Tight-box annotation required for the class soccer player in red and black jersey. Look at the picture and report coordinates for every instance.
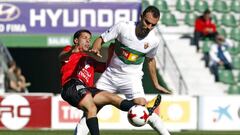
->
[60,29,102,135]
[60,29,135,135]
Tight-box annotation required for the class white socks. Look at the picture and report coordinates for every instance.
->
[74,113,170,135]
[148,113,171,135]
[74,116,89,135]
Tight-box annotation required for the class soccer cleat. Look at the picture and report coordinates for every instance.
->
[146,94,162,115]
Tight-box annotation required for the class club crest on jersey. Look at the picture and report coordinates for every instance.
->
[144,43,149,49]
[84,64,90,69]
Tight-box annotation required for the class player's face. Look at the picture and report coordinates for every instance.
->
[216,36,225,45]
[78,32,91,51]
[138,12,159,38]
[204,13,211,20]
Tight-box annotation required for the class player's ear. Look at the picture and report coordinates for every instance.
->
[74,38,78,44]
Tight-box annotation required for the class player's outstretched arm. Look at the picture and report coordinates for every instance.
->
[89,37,104,58]
[146,57,171,94]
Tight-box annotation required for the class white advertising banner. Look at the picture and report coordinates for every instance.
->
[52,95,84,129]
[159,95,197,131]
[52,95,197,131]
[199,96,240,130]
[51,95,151,130]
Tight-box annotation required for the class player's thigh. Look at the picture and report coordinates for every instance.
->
[94,91,123,107]
[61,80,90,108]
[79,93,97,112]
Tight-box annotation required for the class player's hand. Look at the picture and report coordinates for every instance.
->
[156,85,172,94]
[89,48,102,58]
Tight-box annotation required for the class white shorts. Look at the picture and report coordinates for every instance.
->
[96,70,145,100]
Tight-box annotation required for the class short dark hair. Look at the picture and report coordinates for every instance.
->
[142,6,160,18]
[73,29,91,40]
[203,9,211,15]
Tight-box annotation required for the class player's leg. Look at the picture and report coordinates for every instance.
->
[145,95,171,135]
[78,93,99,135]
[93,90,135,111]
[74,72,118,135]
[74,89,135,135]
[128,78,171,135]
[132,97,170,135]
[74,116,89,135]
[61,79,100,135]
[131,97,170,135]
[148,113,171,135]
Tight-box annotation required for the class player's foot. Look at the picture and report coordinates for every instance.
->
[146,94,162,115]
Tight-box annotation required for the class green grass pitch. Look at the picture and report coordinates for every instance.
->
[0,130,240,135]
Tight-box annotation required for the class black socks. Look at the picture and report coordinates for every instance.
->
[119,99,135,111]
[86,117,99,135]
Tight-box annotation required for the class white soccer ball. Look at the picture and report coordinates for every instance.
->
[127,105,149,127]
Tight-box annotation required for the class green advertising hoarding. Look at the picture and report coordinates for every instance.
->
[0,34,112,48]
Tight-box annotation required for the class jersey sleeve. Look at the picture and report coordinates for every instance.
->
[63,45,72,52]
[146,43,159,58]
[101,21,123,42]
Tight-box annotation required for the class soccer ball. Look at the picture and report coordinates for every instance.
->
[127,105,149,127]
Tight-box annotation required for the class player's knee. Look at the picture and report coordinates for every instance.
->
[86,104,97,117]
[82,96,98,117]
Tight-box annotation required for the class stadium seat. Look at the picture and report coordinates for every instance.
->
[161,12,178,26]
[216,27,227,37]
[142,0,150,11]
[230,0,240,13]
[238,72,240,82]
[230,28,240,41]
[154,0,169,13]
[221,14,238,27]
[212,0,229,13]
[235,42,240,52]
[229,44,240,56]
[232,55,240,69]
[184,13,196,26]
[227,84,240,94]
[194,0,208,13]
[211,14,221,27]
[218,69,235,84]
[176,0,192,13]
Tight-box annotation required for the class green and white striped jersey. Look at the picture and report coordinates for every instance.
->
[101,21,160,75]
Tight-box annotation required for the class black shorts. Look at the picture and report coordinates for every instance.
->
[61,78,101,108]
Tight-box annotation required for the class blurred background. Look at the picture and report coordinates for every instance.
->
[0,0,240,134]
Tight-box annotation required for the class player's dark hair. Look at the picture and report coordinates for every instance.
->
[203,9,211,15]
[142,6,160,18]
[73,29,91,40]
